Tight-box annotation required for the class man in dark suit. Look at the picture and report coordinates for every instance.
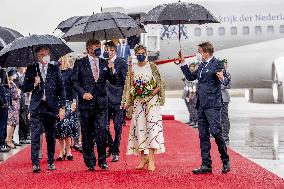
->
[117,39,131,63]
[72,39,117,171]
[22,46,66,173]
[105,42,128,162]
[176,42,230,174]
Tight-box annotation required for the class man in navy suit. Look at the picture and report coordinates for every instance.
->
[72,39,117,171]
[176,42,230,174]
[117,39,131,63]
[22,46,66,173]
[104,41,128,162]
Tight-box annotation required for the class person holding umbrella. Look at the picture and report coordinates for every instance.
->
[22,46,66,173]
[176,42,231,174]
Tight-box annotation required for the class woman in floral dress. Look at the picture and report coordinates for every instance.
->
[6,69,20,149]
[122,44,165,172]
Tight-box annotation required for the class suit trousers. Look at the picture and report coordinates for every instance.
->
[221,102,230,143]
[30,101,57,166]
[80,107,108,167]
[107,103,124,155]
[19,105,30,141]
[0,106,8,146]
[198,107,229,166]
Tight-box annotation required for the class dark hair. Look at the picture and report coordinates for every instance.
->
[198,42,214,55]
[86,39,101,49]
[35,45,49,54]
[105,41,117,51]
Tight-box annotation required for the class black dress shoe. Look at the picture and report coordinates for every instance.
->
[111,155,119,162]
[67,155,73,161]
[0,145,10,152]
[88,166,95,171]
[33,165,41,173]
[48,163,56,171]
[56,157,63,161]
[192,165,212,174]
[222,161,230,173]
[99,163,108,170]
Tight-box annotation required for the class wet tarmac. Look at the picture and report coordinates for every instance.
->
[162,95,284,178]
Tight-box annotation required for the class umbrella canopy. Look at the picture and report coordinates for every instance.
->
[0,26,23,50]
[0,34,72,67]
[141,1,219,25]
[62,12,145,42]
[56,16,88,33]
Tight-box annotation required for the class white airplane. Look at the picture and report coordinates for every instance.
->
[69,0,284,103]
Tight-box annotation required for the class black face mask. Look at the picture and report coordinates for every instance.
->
[94,48,101,57]
[103,51,109,59]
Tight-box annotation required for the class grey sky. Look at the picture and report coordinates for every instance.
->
[0,0,184,36]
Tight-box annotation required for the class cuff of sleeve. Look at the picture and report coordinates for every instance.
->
[179,60,189,67]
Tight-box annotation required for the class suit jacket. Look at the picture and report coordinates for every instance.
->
[180,57,230,109]
[72,56,116,111]
[117,44,131,60]
[221,71,231,103]
[22,63,66,113]
[106,57,128,105]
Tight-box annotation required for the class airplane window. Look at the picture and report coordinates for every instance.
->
[255,26,262,35]
[280,25,284,33]
[194,28,201,36]
[231,27,237,35]
[218,27,225,36]
[267,25,274,34]
[243,26,249,35]
[206,27,213,36]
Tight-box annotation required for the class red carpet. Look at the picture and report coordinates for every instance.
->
[0,120,284,189]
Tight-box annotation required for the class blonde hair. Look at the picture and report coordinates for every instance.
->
[60,55,71,70]
[134,44,147,54]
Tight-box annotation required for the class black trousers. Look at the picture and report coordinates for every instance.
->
[221,102,230,143]
[0,106,8,146]
[30,101,57,166]
[80,108,108,168]
[19,105,30,141]
[198,107,229,166]
[107,103,124,155]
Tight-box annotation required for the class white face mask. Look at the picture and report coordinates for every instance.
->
[196,53,203,62]
[42,55,51,64]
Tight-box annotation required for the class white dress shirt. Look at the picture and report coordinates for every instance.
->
[38,62,48,100]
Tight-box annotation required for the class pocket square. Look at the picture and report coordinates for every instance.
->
[103,67,108,71]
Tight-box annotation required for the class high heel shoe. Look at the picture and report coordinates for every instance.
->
[147,155,156,172]
[66,155,73,161]
[56,156,63,161]
[6,142,16,149]
[135,156,149,170]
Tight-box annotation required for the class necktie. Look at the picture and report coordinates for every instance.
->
[41,64,47,100]
[93,60,99,81]
[41,64,46,82]
[122,45,125,58]
[199,62,208,79]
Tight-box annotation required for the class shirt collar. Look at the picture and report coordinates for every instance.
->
[88,54,99,63]
[204,56,213,63]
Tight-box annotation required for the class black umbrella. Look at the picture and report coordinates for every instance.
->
[141,1,219,48]
[0,34,72,67]
[62,12,145,42]
[0,26,23,50]
[55,16,88,33]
